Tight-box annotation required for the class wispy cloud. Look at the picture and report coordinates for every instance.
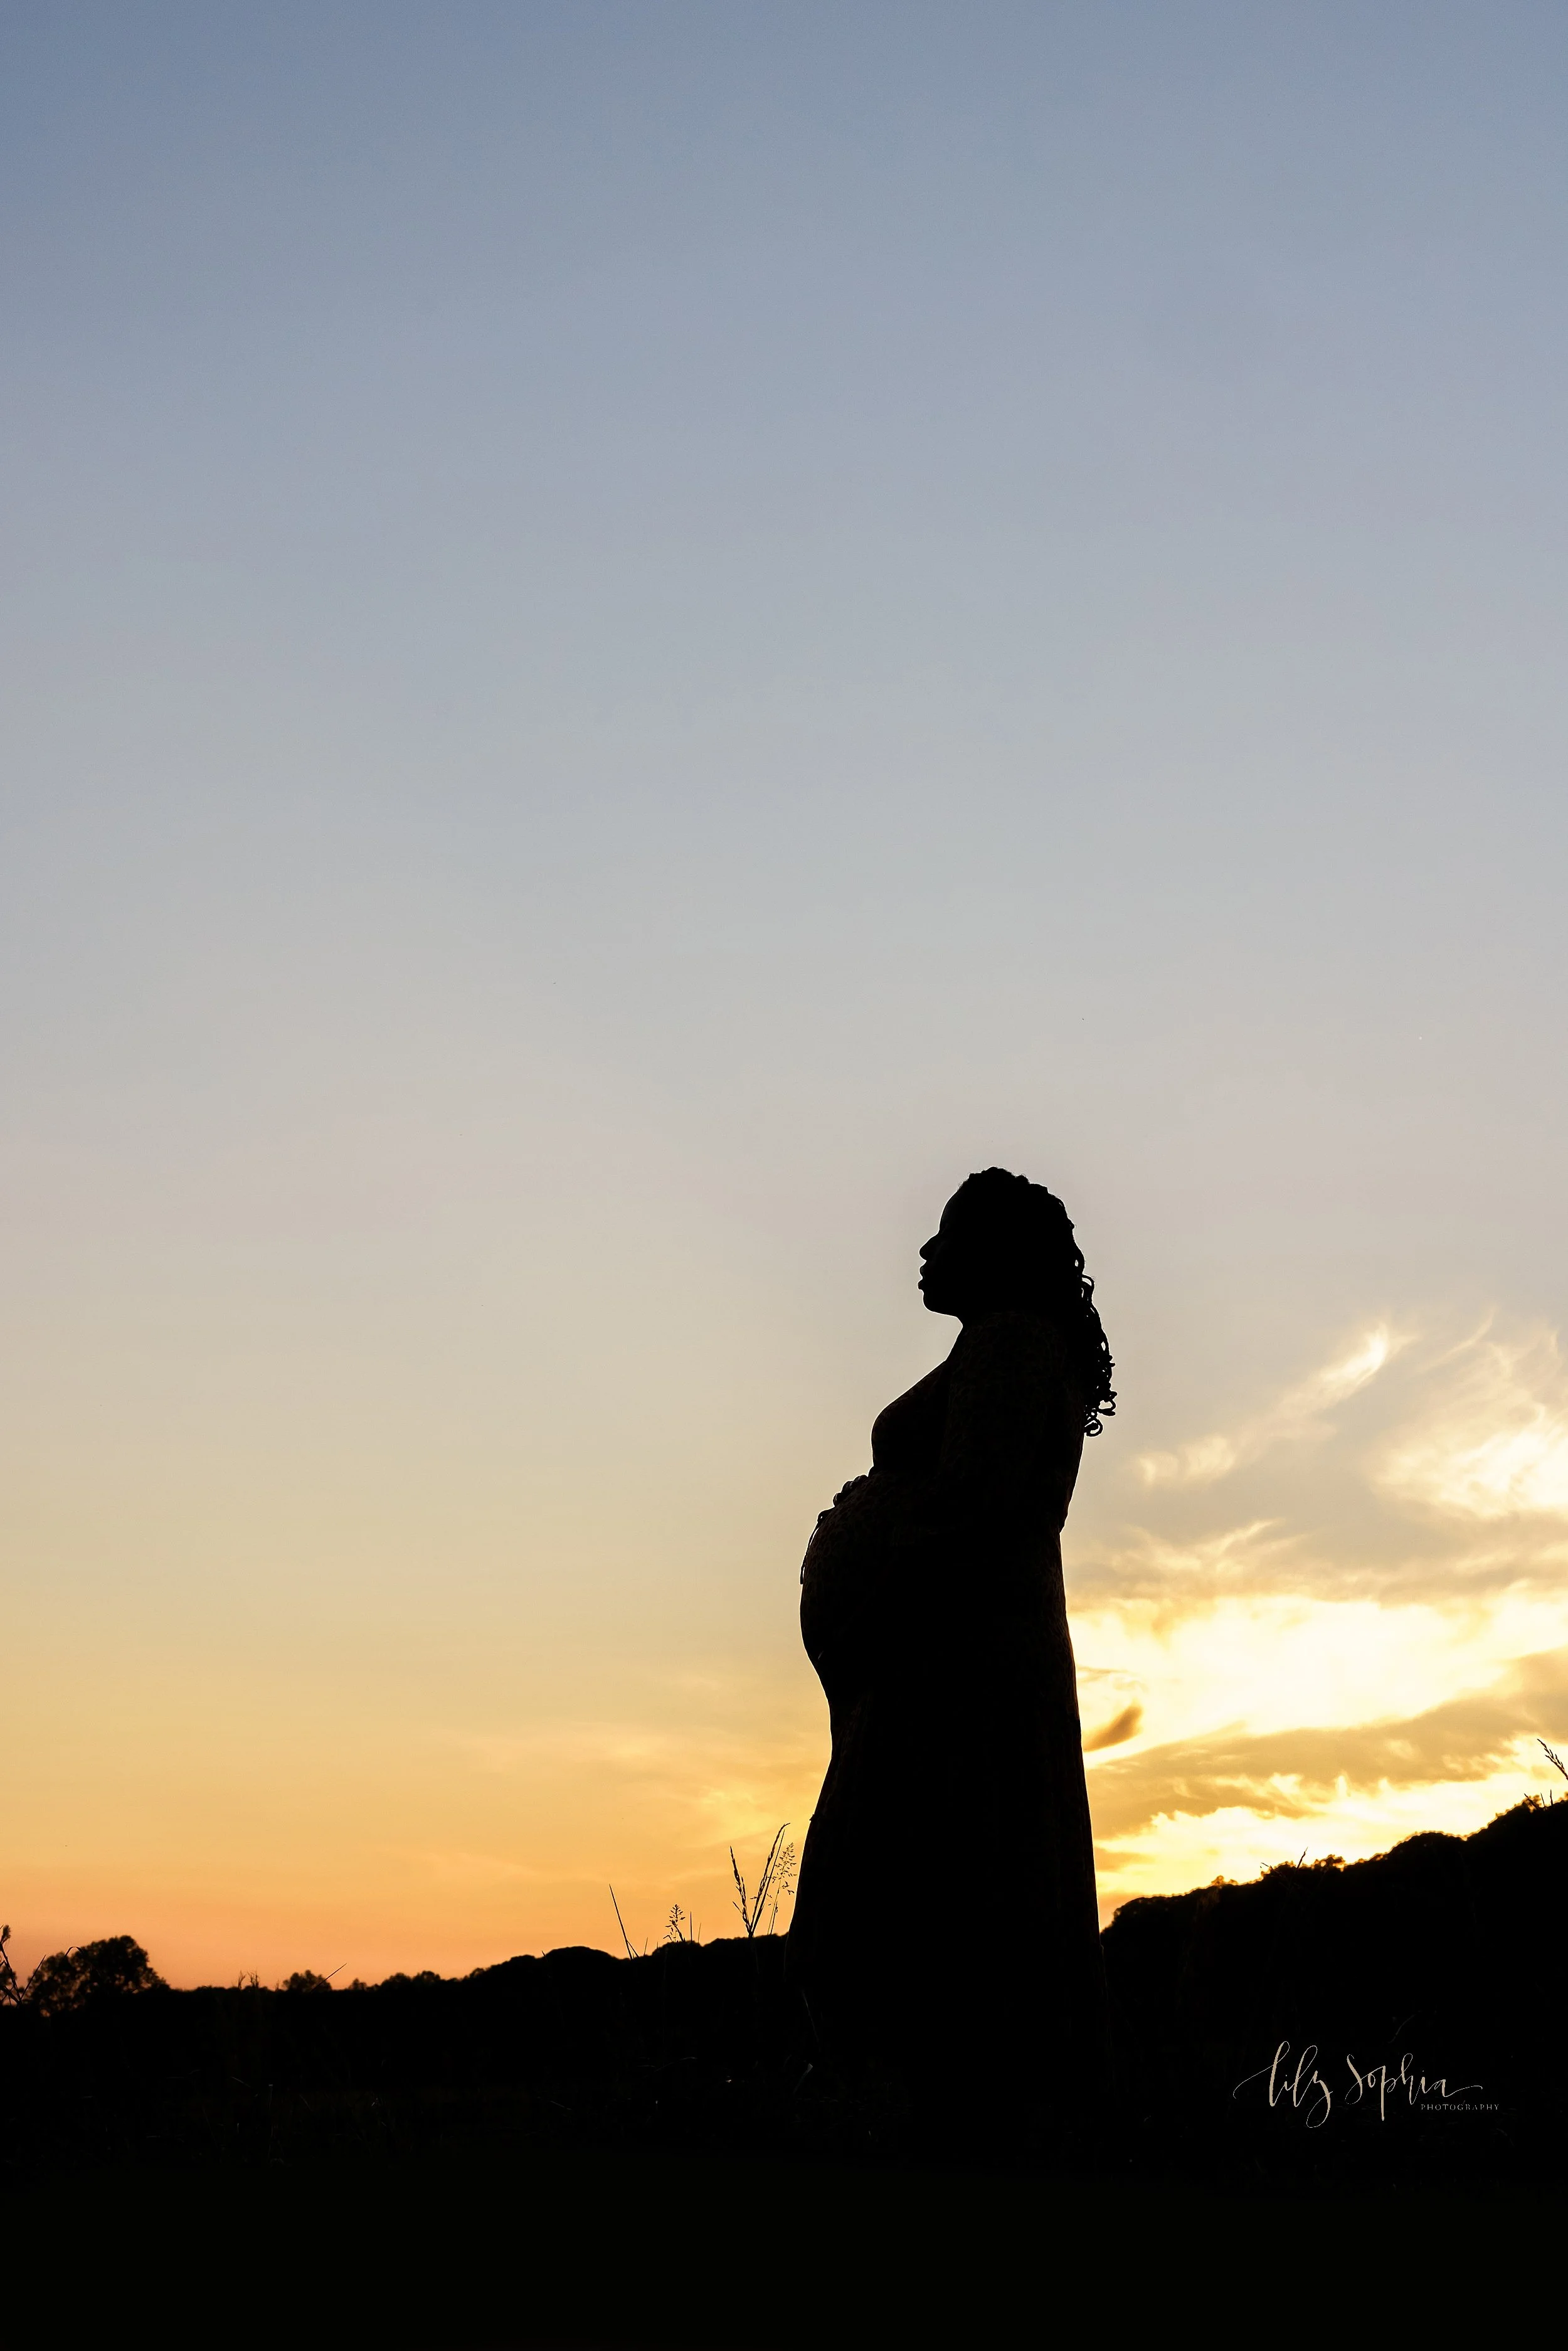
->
[1135,1325,1402,1489]
[1087,1317,1568,1613]
[1377,1327,1568,1520]
[1073,1519,1301,1608]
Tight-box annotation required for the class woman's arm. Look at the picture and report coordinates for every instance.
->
[934,1310,1083,1534]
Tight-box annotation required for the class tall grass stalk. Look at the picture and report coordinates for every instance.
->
[729,1825,797,1938]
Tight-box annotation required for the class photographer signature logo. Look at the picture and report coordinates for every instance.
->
[1233,2041,1493,2130]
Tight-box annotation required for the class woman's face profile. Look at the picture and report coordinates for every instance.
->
[918,1195,988,1317]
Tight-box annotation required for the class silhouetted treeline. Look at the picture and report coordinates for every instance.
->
[2,1798,1562,2182]
[1103,1793,1566,2181]
[0,1930,808,2173]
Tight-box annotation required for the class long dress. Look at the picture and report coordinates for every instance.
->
[790,1307,1106,2113]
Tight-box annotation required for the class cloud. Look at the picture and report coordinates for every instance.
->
[1071,1519,1304,1608]
[1083,1701,1143,1751]
[1081,1315,1568,1608]
[1135,1325,1401,1490]
[1084,1647,1568,1840]
[1377,1327,1568,1521]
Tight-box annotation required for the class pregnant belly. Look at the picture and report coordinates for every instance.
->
[799,1474,896,1666]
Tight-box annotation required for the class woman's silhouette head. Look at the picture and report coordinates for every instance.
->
[918,1167,1116,1434]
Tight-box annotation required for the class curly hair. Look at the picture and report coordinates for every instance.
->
[948,1167,1117,1436]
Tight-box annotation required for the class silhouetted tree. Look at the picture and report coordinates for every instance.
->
[25,1936,166,2016]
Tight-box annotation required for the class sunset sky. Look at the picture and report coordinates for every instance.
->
[4,3,1567,1985]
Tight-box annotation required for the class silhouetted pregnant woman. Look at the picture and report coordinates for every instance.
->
[790,1169,1115,2125]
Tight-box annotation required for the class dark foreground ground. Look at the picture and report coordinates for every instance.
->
[4,1798,1564,2343]
[7,2147,1562,2347]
